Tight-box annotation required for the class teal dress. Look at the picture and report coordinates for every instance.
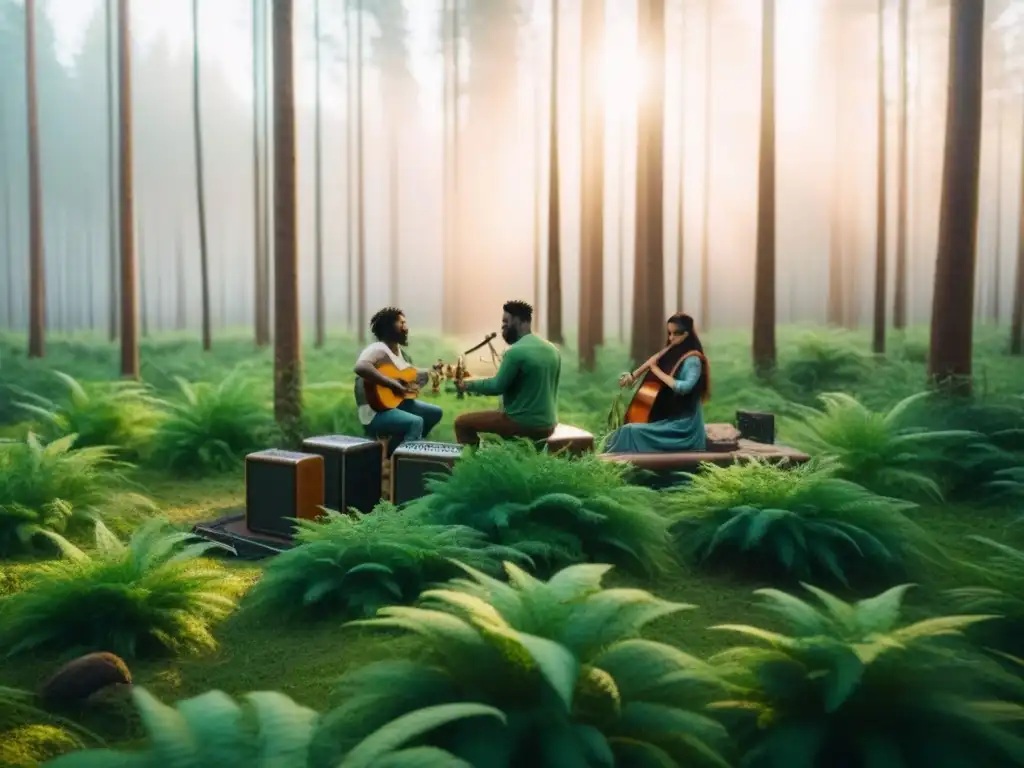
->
[604,355,707,454]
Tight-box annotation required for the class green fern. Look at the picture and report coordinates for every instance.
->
[13,371,162,459]
[0,433,152,556]
[778,332,872,400]
[244,504,531,622]
[313,560,732,767]
[147,374,278,475]
[410,440,674,576]
[666,458,936,589]
[710,584,1024,767]
[784,391,978,500]
[43,686,318,767]
[0,519,241,659]
[947,536,1024,661]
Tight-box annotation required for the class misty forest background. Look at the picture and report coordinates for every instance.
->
[0,0,1022,397]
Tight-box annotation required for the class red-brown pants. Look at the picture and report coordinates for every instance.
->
[453,410,555,446]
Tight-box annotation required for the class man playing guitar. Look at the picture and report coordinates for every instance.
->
[353,307,442,453]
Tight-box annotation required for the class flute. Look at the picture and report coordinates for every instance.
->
[622,342,673,384]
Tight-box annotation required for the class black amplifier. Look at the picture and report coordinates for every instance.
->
[245,449,325,538]
[301,435,383,514]
[390,441,463,505]
[736,410,775,445]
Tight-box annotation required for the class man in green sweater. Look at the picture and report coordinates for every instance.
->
[454,300,561,445]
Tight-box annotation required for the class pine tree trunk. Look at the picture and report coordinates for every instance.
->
[1010,95,1024,355]
[893,0,909,330]
[387,97,400,307]
[991,89,1003,325]
[117,0,138,378]
[252,0,269,346]
[927,0,984,390]
[106,0,119,343]
[345,0,355,331]
[441,0,455,333]
[193,0,212,351]
[271,0,302,435]
[314,0,325,347]
[752,0,776,376]
[828,15,844,327]
[546,0,563,345]
[699,0,712,331]
[175,227,187,330]
[355,0,366,343]
[871,0,887,353]
[25,0,46,358]
[631,0,666,364]
[578,0,604,370]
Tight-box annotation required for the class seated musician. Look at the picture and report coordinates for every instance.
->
[603,313,710,454]
[453,300,561,446]
[353,307,442,452]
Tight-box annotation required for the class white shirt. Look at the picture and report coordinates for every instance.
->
[354,342,412,425]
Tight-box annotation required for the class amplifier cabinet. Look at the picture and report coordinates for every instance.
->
[301,435,383,514]
[390,441,463,506]
[736,410,776,445]
[245,449,325,538]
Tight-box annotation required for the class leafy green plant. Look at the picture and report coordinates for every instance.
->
[778,332,872,400]
[947,536,1024,661]
[43,686,318,768]
[0,681,99,766]
[0,519,241,659]
[666,458,935,588]
[13,371,162,458]
[784,391,978,500]
[709,583,1024,767]
[409,440,674,576]
[147,374,278,475]
[245,504,530,622]
[0,433,151,557]
[313,560,732,767]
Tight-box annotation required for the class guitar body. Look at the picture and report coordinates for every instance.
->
[364,363,420,412]
[623,381,662,425]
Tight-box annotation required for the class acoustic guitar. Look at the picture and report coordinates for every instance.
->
[364,363,421,412]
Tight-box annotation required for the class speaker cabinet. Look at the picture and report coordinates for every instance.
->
[245,449,325,538]
[736,411,775,445]
[301,435,383,514]
[390,441,463,505]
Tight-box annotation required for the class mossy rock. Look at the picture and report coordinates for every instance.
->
[0,723,84,766]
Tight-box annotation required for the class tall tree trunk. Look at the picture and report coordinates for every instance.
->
[675,4,685,312]
[193,0,212,351]
[271,0,302,435]
[3,182,12,329]
[355,0,366,343]
[578,0,604,369]
[532,26,543,327]
[345,0,354,330]
[699,0,712,331]
[387,90,400,306]
[441,0,454,332]
[546,0,563,345]
[928,0,984,390]
[991,89,1003,325]
[631,0,666,363]
[24,0,45,358]
[872,0,887,353]
[117,0,138,378]
[86,229,96,331]
[252,0,269,346]
[139,223,148,338]
[752,0,776,375]
[314,0,325,346]
[106,0,119,343]
[175,225,187,330]
[1010,93,1024,355]
[828,15,844,327]
[893,0,909,330]
[618,108,626,341]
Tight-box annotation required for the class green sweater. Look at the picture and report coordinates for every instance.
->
[464,333,561,428]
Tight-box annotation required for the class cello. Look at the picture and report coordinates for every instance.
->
[619,343,696,425]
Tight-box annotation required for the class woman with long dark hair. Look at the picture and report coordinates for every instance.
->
[603,313,711,453]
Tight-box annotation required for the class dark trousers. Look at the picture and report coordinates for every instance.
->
[453,410,554,446]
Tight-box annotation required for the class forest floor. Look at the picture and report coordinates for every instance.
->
[0,323,1021,763]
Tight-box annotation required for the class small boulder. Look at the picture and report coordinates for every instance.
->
[38,652,132,710]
